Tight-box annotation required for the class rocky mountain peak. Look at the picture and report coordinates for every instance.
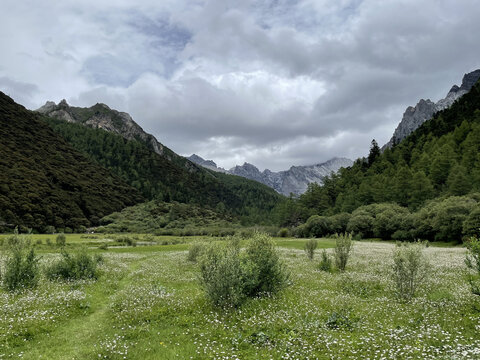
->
[460,69,480,91]
[384,69,480,149]
[189,155,353,195]
[36,100,165,156]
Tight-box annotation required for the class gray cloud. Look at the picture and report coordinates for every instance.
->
[1,0,480,171]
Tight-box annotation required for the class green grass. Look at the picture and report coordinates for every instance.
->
[1,235,478,359]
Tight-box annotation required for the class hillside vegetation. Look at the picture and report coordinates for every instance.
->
[0,92,142,233]
[45,117,281,223]
[277,80,480,241]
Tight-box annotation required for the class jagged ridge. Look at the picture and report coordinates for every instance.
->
[188,155,353,196]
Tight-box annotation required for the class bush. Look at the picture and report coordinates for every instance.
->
[187,242,206,263]
[244,232,289,296]
[392,242,428,301]
[199,240,246,308]
[334,233,353,271]
[2,230,39,291]
[56,233,66,247]
[277,228,289,238]
[305,215,332,238]
[304,239,318,260]
[45,249,100,281]
[465,236,480,296]
[318,250,333,272]
[199,233,288,307]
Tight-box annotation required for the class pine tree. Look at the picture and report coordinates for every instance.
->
[368,139,381,166]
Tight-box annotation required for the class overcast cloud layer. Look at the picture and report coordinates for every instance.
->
[1,0,480,171]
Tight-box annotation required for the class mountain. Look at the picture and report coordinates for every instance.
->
[188,155,353,196]
[286,75,480,232]
[383,69,480,149]
[188,154,228,173]
[0,92,142,232]
[37,103,281,223]
[37,100,167,156]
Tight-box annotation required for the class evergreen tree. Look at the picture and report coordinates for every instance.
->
[368,139,381,166]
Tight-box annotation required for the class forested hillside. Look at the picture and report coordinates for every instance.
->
[0,92,142,232]
[276,80,480,241]
[44,117,281,223]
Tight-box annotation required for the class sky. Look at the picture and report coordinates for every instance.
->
[1,0,480,171]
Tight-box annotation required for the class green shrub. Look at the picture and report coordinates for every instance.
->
[334,233,353,271]
[244,232,289,296]
[465,236,480,296]
[56,233,66,247]
[199,240,246,308]
[2,230,39,291]
[187,242,206,263]
[304,238,318,260]
[98,243,108,250]
[392,242,428,301]
[305,215,331,237]
[277,228,289,238]
[199,233,288,308]
[35,239,43,245]
[318,250,333,272]
[46,238,52,246]
[45,249,99,281]
[463,207,480,237]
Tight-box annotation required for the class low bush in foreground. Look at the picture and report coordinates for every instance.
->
[1,230,39,291]
[392,242,428,301]
[45,249,100,281]
[318,249,333,272]
[199,232,288,308]
[304,238,318,260]
[334,233,353,271]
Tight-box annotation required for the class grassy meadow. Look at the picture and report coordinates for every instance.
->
[0,234,479,359]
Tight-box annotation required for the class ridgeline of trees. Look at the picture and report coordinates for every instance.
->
[276,80,480,242]
[0,92,143,233]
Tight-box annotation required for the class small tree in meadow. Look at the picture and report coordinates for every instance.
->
[392,242,428,301]
[334,233,353,271]
[56,233,66,247]
[304,239,318,260]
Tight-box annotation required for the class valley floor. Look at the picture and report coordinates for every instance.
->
[1,237,479,359]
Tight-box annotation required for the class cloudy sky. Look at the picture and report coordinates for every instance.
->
[1,0,480,171]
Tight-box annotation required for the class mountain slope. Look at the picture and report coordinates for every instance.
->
[293,76,480,219]
[384,69,480,149]
[0,92,142,232]
[188,155,353,196]
[42,113,281,223]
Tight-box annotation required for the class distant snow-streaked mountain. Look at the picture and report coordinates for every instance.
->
[188,155,353,195]
[384,69,480,149]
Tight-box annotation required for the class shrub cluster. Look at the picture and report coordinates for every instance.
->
[45,249,100,281]
[1,230,39,291]
[199,233,289,308]
[294,195,480,242]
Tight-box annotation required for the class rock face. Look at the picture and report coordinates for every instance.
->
[37,100,165,156]
[187,154,228,173]
[189,155,353,196]
[384,69,480,149]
